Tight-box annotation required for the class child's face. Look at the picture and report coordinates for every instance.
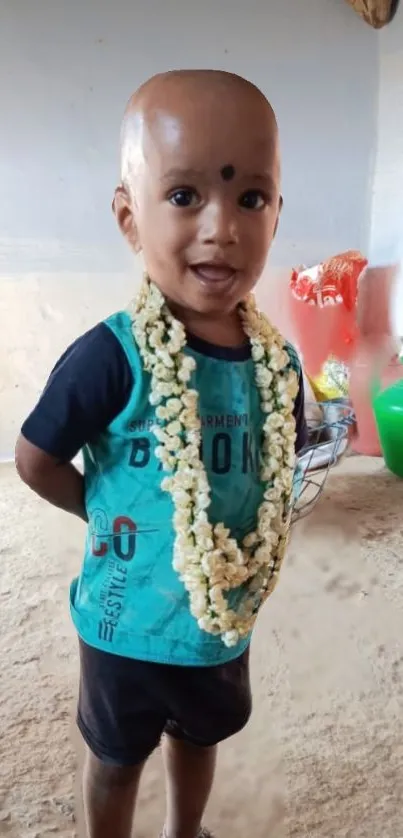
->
[116,73,281,317]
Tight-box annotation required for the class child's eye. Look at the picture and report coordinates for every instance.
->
[169,188,200,208]
[239,190,267,211]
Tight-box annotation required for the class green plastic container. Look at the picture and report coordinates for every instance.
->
[373,379,403,478]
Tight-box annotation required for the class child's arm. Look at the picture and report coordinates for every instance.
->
[15,435,87,521]
[15,322,134,519]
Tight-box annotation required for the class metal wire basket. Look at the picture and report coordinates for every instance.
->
[291,400,355,523]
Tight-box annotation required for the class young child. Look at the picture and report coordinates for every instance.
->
[16,70,307,838]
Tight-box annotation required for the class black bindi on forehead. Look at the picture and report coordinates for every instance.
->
[220,164,235,181]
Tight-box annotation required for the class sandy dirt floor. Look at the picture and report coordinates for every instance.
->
[1,456,403,838]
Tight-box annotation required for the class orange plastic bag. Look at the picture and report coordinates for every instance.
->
[289,250,367,377]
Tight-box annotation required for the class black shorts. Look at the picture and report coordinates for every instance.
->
[77,639,252,766]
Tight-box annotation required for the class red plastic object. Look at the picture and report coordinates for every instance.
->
[289,251,367,376]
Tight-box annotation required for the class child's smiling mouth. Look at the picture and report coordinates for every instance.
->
[189,262,237,290]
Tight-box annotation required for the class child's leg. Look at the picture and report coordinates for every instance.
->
[76,640,167,837]
[82,747,144,838]
[162,736,217,838]
[161,647,252,838]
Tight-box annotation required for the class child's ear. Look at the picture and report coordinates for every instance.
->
[112,185,141,253]
[273,194,283,239]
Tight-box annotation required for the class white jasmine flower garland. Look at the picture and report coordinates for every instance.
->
[130,277,298,647]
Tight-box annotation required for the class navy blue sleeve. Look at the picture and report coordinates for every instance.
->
[21,323,134,461]
[293,368,308,453]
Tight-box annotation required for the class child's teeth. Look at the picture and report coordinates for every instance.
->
[194,265,233,281]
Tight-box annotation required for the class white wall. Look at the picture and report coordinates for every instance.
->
[369,2,403,334]
[0,0,378,459]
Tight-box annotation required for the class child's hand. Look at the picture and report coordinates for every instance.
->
[15,435,87,522]
[357,263,399,340]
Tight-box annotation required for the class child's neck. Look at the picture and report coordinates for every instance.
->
[173,306,247,348]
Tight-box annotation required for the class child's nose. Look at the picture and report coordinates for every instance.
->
[199,200,238,246]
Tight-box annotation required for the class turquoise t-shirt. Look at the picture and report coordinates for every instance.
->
[70,310,302,666]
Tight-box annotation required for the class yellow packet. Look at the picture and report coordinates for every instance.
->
[309,358,349,401]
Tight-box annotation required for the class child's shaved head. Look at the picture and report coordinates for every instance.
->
[114,70,282,322]
[119,70,279,189]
